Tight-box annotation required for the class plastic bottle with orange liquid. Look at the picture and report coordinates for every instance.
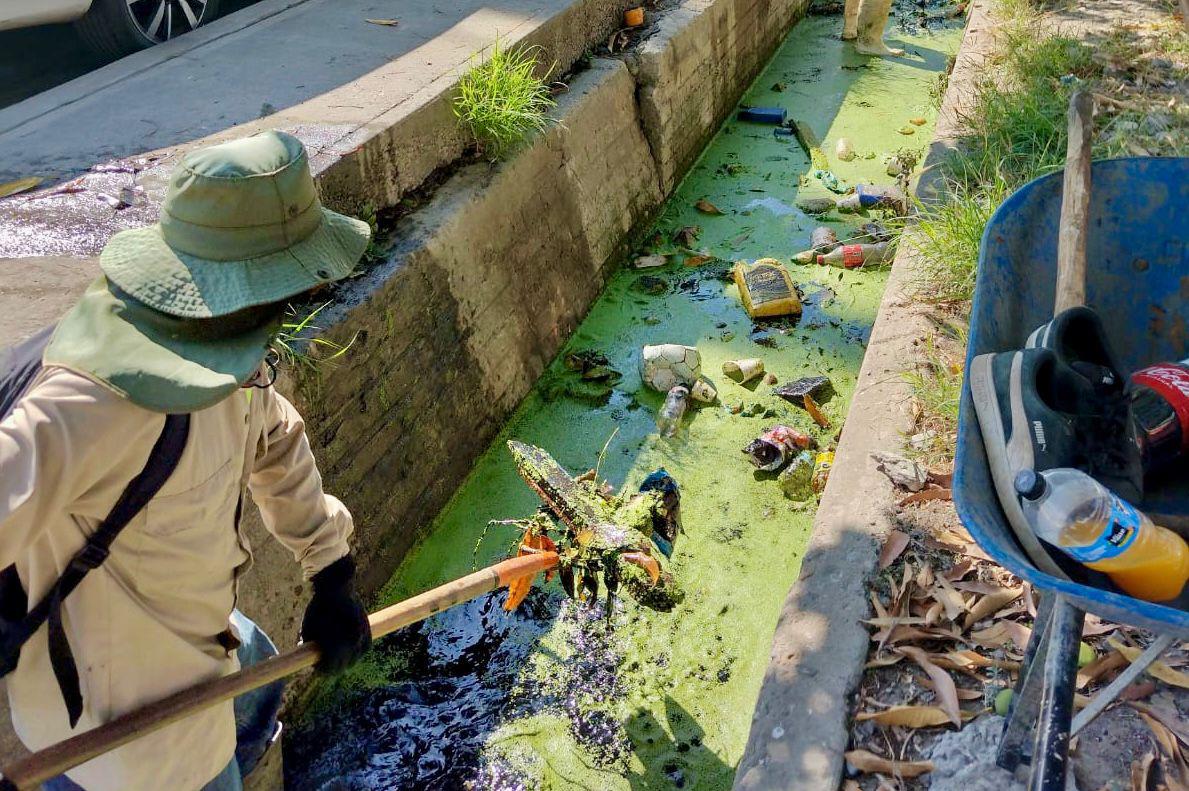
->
[1014,468,1189,602]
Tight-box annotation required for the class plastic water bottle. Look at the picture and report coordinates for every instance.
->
[816,242,891,269]
[1014,468,1189,601]
[656,385,690,437]
[836,184,907,213]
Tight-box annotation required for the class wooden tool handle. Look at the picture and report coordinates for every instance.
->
[1054,91,1094,313]
[0,552,559,790]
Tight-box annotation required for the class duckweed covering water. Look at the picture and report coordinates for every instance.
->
[288,10,961,789]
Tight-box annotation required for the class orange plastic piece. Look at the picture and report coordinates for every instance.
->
[621,551,660,585]
[503,532,559,611]
[624,6,644,26]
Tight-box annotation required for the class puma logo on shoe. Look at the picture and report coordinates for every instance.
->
[1032,420,1048,452]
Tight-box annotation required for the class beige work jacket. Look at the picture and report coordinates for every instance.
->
[0,366,352,790]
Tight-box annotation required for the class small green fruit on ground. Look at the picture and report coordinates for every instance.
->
[1078,642,1096,668]
[994,688,1013,716]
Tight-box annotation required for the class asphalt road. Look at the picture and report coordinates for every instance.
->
[0,0,260,111]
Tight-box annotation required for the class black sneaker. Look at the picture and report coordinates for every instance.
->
[1025,306,1143,503]
[970,348,1082,577]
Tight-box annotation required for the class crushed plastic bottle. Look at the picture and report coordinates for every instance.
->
[742,425,815,471]
[656,385,690,437]
[1015,468,1189,601]
[793,227,840,263]
[835,184,907,213]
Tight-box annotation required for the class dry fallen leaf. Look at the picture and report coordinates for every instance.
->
[971,620,1032,651]
[803,394,830,428]
[844,749,934,778]
[1077,651,1129,689]
[1119,680,1158,702]
[695,198,724,215]
[898,487,953,507]
[856,705,976,728]
[684,254,715,267]
[1109,638,1189,689]
[673,225,701,245]
[0,176,42,199]
[1130,701,1189,747]
[897,646,962,727]
[932,575,967,621]
[365,17,400,25]
[962,586,1022,630]
[879,530,910,569]
[1129,751,1155,791]
[1137,711,1189,788]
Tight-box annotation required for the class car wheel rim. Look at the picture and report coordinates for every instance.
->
[127,0,210,43]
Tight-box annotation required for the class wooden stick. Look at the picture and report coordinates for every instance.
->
[1054,91,1094,313]
[0,552,559,790]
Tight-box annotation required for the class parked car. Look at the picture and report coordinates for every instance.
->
[0,0,221,58]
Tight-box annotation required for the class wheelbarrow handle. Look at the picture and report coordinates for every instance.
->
[0,551,560,791]
[1054,91,1094,313]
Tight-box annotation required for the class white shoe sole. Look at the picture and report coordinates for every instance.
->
[969,352,1068,578]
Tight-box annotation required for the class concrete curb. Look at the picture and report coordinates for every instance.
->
[733,3,995,788]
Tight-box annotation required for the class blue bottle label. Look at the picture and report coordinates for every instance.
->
[1064,494,1141,563]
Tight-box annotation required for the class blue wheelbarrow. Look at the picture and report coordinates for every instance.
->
[954,156,1189,789]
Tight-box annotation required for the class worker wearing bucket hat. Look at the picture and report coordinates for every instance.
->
[0,131,373,791]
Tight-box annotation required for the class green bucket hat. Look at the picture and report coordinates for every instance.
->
[44,131,371,412]
[45,277,284,413]
[99,130,371,319]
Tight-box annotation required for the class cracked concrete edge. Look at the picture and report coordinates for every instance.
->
[733,4,995,789]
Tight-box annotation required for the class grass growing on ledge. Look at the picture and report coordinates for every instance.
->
[453,41,556,160]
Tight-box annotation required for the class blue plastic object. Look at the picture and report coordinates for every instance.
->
[738,106,787,124]
[954,157,1189,636]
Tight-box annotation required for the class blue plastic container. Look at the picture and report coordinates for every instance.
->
[738,106,787,124]
[954,157,1189,635]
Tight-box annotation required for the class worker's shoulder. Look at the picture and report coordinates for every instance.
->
[27,365,157,419]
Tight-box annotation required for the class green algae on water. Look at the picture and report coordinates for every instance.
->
[292,10,963,790]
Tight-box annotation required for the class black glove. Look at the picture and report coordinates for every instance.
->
[301,555,372,674]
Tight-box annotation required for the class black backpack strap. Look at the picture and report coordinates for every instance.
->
[29,413,190,726]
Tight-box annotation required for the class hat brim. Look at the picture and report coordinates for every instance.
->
[45,277,282,413]
[99,208,371,319]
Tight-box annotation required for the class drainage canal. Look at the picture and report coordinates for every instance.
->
[287,7,962,789]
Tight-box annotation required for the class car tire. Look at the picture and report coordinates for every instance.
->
[75,0,223,60]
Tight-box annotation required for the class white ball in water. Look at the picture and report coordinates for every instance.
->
[641,344,702,392]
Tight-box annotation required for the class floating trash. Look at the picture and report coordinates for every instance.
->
[743,425,815,471]
[723,358,765,383]
[641,344,701,391]
[733,259,802,319]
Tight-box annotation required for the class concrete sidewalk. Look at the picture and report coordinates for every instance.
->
[0,0,622,185]
[0,0,625,259]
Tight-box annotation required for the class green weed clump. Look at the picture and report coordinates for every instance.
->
[272,302,357,373]
[454,42,556,160]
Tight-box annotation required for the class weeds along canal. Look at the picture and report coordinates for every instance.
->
[287,6,963,789]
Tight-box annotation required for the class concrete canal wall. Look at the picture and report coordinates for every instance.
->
[238,0,812,657]
[0,0,810,763]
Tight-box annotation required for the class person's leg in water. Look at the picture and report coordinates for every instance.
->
[842,0,860,39]
[43,612,283,791]
[855,0,905,56]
